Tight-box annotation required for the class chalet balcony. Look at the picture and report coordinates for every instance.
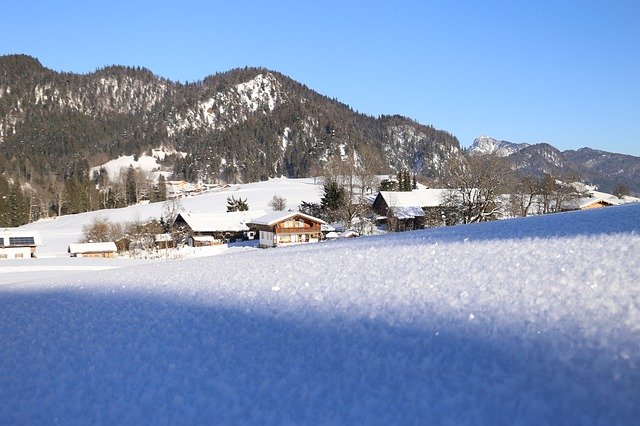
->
[274,225,322,235]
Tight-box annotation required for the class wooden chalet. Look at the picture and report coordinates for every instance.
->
[0,229,42,259]
[248,211,326,248]
[68,242,118,258]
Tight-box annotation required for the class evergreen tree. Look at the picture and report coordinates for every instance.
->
[226,196,249,212]
[320,179,346,222]
[0,175,12,226]
[396,171,404,192]
[7,182,29,226]
[125,165,137,205]
[299,200,323,218]
[154,174,168,202]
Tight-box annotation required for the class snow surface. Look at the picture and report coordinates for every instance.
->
[2,203,640,424]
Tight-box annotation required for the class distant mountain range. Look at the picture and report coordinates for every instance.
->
[1,54,638,194]
[470,136,640,194]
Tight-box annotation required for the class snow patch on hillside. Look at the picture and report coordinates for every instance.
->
[89,148,184,180]
[235,73,280,112]
[281,127,291,151]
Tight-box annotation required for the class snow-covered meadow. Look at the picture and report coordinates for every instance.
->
[16,177,323,258]
[1,194,640,423]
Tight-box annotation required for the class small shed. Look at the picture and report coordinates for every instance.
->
[248,211,326,248]
[154,233,175,249]
[0,229,42,259]
[190,235,219,247]
[68,242,118,258]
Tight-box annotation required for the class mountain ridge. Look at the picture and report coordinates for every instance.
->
[0,54,460,185]
[470,136,640,193]
[1,54,638,196]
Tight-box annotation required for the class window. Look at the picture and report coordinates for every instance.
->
[9,237,35,246]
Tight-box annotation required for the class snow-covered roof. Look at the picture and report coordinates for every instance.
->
[154,234,173,242]
[411,188,450,207]
[175,210,267,233]
[1,229,43,246]
[68,242,117,254]
[378,191,423,208]
[578,197,618,209]
[378,189,449,209]
[391,206,426,219]
[321,223,336,232]
[248,211,326,226]
[192,235,218,242]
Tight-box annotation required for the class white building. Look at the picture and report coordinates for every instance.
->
[0,229,43,259]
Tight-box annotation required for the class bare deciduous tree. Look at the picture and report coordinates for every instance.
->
[81,217,123,243]
[444,153,515,224]
[268,194,287,211]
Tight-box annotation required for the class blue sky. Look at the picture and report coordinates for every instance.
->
[2,0,639,156]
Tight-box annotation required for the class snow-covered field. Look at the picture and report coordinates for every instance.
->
[1,192,640,423]
[17,177,323,258]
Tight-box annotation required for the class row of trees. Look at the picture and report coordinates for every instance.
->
[297,150,625,233]
[443,153,590,224]
[1,165,168,227]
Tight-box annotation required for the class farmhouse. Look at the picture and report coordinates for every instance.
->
[68,242,118,258]
[248,211,326,248]
[372,189,459,230]
[172,210,266,246]
[0,229,42,259]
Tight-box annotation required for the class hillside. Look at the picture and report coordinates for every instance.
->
[1,203,639,423]
[0,54,459,185]
[470,136,640,194]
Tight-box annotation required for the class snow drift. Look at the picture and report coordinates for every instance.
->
[1,204,639,424]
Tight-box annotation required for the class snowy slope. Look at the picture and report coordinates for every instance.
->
[1,204,639,424]
[18,177,323,257]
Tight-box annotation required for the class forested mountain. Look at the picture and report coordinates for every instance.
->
[0,54,459,187]
[470,136,640,194]
[2,54,638,224]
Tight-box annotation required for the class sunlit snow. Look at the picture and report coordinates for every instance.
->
[1,194,639,423]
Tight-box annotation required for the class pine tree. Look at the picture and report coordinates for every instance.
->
[320,179,346,222]
[154,174,168,202]
[125,165,137,205]
[0,175,12,226]
[226,196,249,212]
[7,182,29,226]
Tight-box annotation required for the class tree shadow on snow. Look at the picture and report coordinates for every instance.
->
[0,288,638,425]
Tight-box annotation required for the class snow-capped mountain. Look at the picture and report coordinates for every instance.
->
[469,135,530,156]
[471,136,640,194]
